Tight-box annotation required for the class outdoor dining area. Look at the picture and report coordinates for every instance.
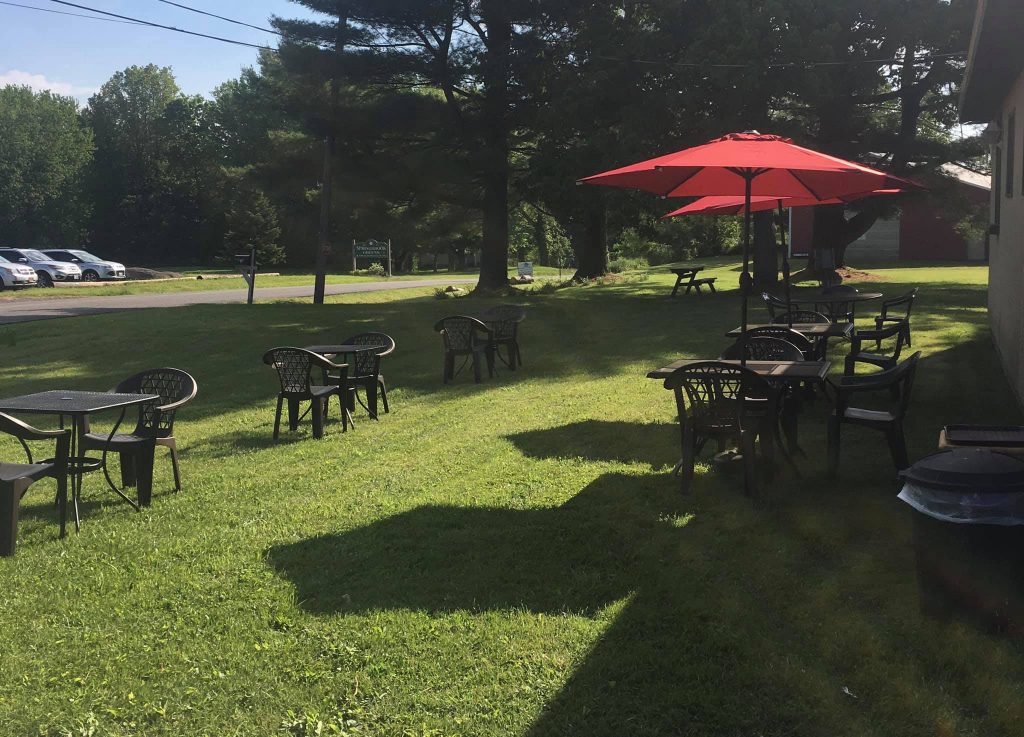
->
[581,131,926,494]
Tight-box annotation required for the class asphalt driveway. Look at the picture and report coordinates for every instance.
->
[0,279,477,325]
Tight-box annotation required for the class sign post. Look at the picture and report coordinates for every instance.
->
[234,247,258,305]
[353,239,392,275]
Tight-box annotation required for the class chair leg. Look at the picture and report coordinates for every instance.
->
[312,398,324,439]
[678,424,697,493]
[443,353,454,384]
[273,396,283,440]
[887,424,910,471]
[485,346,496,378]
[0,480,20,557]
[741,431,759,497]
[367,381,379,420]
[379,379,390,413]
[827,416,841,477]
[287,398,300,432]
[166,439,182,492]
[472,352,482,383]
[514,340,522,368]
[119,451,137,488]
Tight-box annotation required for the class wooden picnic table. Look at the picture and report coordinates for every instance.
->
[669,266,716,297]
[725,323,854,339]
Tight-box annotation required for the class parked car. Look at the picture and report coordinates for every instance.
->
[0,248,81,287]
[42,249,126,282]
[0,254,39,290]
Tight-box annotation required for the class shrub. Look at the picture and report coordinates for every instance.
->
[608,257,647,273]
[366,262,387,277]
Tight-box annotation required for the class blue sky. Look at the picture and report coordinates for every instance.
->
[0,0,317,102]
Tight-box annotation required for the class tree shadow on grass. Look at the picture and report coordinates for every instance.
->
[267,472,684,617]
[506,420,676,469]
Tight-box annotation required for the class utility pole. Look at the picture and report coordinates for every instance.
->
[313,16,346,305]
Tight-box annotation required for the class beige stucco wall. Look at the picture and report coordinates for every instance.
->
[989,72,1024,404]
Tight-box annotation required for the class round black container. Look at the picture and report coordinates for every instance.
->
[899,449,1024,636]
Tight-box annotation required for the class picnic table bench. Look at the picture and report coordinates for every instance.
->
[670,266,716,297]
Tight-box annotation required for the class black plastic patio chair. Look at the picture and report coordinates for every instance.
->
[435,316,494,384]
[337,332,395,420]
[817,284,859,323]
[80,368,198,495]
[762,292,789,321]
[1,412,70,555]
[263,348,351,439]
[664,361,782,496]
[827,352,921,476]
[480,305,526,370]
[720,335,805,362]
[844,322,910,375]
[873,288,918,347]
[772,310,833,359]
[743,326,816,360]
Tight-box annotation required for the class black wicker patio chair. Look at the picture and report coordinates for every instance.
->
[873,288,918,347]
[435,316,494,384]
[827,352,921,476]
[0,413,70,556]
[263,348,351,439]
[480,305,526,370]
[844,322,910,375]
[80,368,198,495]
[817,284,859,323]
[744,326,816,360]
[720,335,805,362]
[664,361,783,496]
[322,332,396,420]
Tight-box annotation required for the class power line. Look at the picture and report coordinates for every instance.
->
[595,51,967,70]
[154,0,281,36]
[45,0,274,50]
[0,0,144,24]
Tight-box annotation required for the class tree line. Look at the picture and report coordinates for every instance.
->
[0,0,984,286]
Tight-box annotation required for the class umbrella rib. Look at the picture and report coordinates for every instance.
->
[658,167,702,198]
[788,170,825,200]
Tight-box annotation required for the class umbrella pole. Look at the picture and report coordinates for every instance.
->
[739,173,754,367]
[778,202,793,329]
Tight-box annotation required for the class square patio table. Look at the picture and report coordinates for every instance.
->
[647,359,830,382]
[0,390,159,535]
[725,323,854,339]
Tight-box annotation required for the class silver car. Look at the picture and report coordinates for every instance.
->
[0,248,82,287]
[43,249,126,282]
[0,254,39,290]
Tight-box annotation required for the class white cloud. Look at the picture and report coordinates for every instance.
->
[0,70,98,100]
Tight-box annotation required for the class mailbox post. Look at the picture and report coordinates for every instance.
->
[234,247,258,305]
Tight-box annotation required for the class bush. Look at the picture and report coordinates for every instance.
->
[608,257,647,273]
[366,262,387,277]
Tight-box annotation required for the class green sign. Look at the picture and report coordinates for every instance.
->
[354,240,389,260]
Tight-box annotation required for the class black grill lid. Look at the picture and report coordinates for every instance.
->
[899,449,1024,493]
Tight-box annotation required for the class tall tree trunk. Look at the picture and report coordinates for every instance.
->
[752,210,778,288]
[314,133,333,304]
[476,8,511,291]
[574,191,608,279]
[534,210,549,266]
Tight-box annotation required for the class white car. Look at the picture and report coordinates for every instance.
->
[0,248,81,287]
[0,255,39,290]
[43,249,126,282]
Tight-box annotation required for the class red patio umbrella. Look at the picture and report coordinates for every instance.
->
[580,131,920,342]
[662,189,906,327]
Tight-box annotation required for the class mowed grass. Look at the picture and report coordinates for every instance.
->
[0,267,563,300]
[1,261,1023,736]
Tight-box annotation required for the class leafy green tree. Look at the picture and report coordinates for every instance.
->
[0,86,93,245]
[86,65,220,264]
[219,185,285,265]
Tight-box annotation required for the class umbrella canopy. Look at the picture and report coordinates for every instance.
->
[662,190,904,218]
[580,131,922,352]
[579,132,920,199]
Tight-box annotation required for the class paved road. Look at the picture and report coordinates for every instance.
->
[0,278,477,325]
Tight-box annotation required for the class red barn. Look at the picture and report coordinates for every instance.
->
[789,165,989,262]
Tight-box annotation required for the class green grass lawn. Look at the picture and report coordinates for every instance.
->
[0,266,565,301]
[2,261,1023,736]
